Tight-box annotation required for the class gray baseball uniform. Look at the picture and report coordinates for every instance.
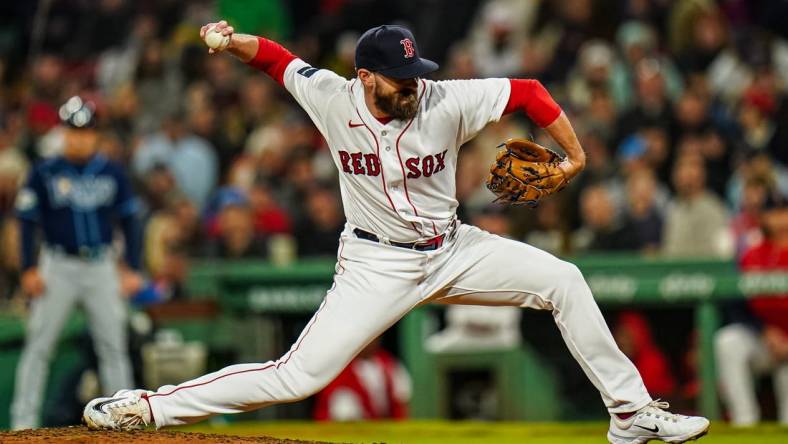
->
[11,152,141,429]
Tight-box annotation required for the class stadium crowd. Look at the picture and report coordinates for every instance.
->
[0,0,787,425]
[0,0,786,297]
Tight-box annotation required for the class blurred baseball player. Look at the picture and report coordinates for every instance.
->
[85,23,709,443]
[12,96,143,429]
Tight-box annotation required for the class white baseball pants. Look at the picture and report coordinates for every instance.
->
[146,224,651,426]
[715,323,788,425]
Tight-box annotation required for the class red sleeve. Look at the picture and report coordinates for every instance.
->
[503,79,562,128]
[246,37,297,87]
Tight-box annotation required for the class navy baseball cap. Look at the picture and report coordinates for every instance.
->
[355,25,439,79]
[58,96,96,129]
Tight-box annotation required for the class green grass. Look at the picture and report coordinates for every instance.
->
[180,420,787,443]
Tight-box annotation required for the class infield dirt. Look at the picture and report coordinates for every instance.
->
[0,426,328,443]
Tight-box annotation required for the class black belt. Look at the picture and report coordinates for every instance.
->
[48,244,109,261]
[353,226,455,251]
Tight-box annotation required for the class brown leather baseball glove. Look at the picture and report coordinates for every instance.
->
[486,138,569,207]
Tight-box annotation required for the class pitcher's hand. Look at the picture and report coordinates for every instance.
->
[200,20,235,54]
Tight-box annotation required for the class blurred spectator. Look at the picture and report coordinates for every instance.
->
[169,193,202,256]
[239,75,280,133]
[673,7,729,76]
[730,176,771,257]
[692,12,788,113]
[673,89,732,197]
[455,143,498,217]
[615,58,673,146]
[623,170,664,253]
[314,338,411,421]
[0,216,20,299]
[566,40,622,111]
[295,187,344,257]
[727,151,788,211]
[581,89,619,143]
[143,210,188,300]
[133,39,183,135]
[715,194,788,426]
[614,21,684,109]
[736,73,784,160]
[472,204,511,236]
[138,164,178,218]
[23,100,61,160]
[96,14,156,97]
[0,133,29,214]
[133,111,218,211]
[443,43,478,80]
[105,84,140,148]
[204,53,240,110]
[534,0,603,83]
[281,146,323,219]
[662,154,732,258]
[325,31,360,80]
[184,82,235,179]
[524,197,566,255]
[30,55,63,104]
[469,1,528,78]
[242,123,288,180]
[639,126,672,184]
[572,185,639,253]
[614,311,677,398]
[566,130,618,225]
[202,190,266,259]
[248,180,292,236]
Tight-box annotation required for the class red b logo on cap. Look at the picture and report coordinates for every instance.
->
[400,38,415,58]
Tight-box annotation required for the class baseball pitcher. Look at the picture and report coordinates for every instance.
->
[12,97,143,429]
[84,23,709,443]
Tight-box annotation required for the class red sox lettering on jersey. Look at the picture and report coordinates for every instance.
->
[338,149,447,179]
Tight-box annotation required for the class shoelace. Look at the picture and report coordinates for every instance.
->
[105,396,148,429]
[640,399,680,423]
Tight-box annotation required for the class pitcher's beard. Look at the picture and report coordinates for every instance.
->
[375,89,419,120]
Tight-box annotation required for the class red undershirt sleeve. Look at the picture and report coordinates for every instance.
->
[246,37,297,87]
[503,79,562,128]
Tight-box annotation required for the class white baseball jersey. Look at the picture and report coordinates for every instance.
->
[283,58,511,241]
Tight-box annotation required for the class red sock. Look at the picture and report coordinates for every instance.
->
[616,412,635,420]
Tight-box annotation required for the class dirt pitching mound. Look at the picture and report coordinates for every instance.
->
[0,426,328,443]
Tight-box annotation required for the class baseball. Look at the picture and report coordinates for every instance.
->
[204,25,230,50]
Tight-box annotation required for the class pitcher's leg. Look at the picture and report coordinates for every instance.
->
[81,262,133,394]
[434,226,651,413]
[146,266,421,426]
